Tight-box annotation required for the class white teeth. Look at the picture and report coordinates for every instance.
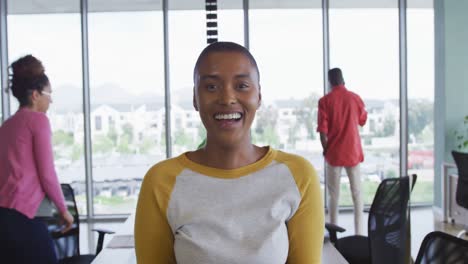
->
[215,113,241,120]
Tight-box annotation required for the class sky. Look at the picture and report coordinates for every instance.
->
[4,8,434,110]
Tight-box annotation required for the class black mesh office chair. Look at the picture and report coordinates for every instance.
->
[452,151,468,237]
[326,175,417,264]
[40,184,114,264]
[415,231,468,264]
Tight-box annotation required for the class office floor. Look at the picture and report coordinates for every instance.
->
[79,207,467,259]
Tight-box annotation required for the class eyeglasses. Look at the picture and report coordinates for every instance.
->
[41,91,52,97]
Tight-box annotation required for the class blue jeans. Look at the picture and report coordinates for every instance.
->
[0,207,58,264]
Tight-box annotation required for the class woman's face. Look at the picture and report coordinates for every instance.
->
[36,84,53,113]
[193,51,261,147]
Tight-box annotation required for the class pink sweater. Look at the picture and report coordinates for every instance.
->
[0,107,66,219]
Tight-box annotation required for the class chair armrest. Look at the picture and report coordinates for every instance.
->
[325,223,346,244]
[92,228,115,255]
[411,174,418,191]
[325,223,346,233]
[50,225,79,239]
[92,228,115,235]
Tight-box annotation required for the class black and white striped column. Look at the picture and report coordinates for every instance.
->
[205,0,218,44]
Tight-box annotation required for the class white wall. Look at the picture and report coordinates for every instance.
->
[434,0,468,208]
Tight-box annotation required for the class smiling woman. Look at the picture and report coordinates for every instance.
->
[134,42,325,264]
[192,47,261,152]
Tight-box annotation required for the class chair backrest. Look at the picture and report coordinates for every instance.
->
[48,184,81,260]
[415,231,468,264]
[451,151,468,209]
[367,175,415,264]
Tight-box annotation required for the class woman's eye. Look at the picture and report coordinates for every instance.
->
[206,84,217,91]
[238,83,249,89]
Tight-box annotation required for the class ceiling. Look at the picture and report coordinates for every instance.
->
[7,0,432,14]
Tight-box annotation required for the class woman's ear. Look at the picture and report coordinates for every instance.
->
[31,90,40,102]
[193,87,199,111]
[257,86,262,109]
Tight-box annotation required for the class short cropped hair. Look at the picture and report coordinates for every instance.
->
[328,68,345,86]
[193,41,260,83]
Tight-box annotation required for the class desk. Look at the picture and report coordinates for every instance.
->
[442,162,468,225]
[92,214,348,264]
[322,239,348,264]
[442,162,457,222]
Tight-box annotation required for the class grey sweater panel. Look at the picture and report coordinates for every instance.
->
[167,160,301,264]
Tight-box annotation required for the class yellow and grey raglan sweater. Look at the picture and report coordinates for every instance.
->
[134,147,324,264]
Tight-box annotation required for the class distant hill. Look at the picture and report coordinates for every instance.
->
[52,83,165,112]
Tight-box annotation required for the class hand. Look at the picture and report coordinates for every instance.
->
[59,211,74,233]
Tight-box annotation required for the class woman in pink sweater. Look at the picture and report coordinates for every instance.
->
[0,55,74,264]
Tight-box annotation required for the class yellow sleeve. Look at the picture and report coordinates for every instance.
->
[283,155,325,264]
[134,160,181,264]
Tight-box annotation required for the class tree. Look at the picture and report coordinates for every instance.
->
[53,130,74,146]
[160,130,166,148]
[261,125,280,146]
[122,123,134,143]
[117,134,133,154]
[374,114,396,137]
[139,137,156,154]
[421,123,434,144]
[408,100,433,140]
[382,114,396,137]
[174,129,193,148]
[107,126,118,146]
[297,93,320,140]
[71,144,83,161]
[287,124,300,148]
[255,106,278,135]
[93,135,114,154]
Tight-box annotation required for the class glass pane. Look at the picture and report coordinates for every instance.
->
[249,3,324,195]
[169,0,244,156]
[7,3,87,215]
[218,2,244,44]
[88,3,165,214]
[408,1,434,203]
[329,3,400,206]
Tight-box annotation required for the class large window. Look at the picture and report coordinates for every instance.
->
[407,1,434,203]
[88,5,165,214]
[1,1,435,218]
[7,3,87,215]
[329,3,400,206]
[169,0,208,155]
[250,2,324,194]
[169,0,244,156]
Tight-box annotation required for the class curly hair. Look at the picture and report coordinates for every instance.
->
[10,55,50,107]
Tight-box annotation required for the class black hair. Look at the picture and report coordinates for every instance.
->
[10,55,50,107]
[193,41,260,82]
[328,68,345,86]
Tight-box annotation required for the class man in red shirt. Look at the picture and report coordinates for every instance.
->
[317,68,367,235]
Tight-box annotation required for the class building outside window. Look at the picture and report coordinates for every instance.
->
[0,0,435,218]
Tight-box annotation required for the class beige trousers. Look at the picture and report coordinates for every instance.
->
[326,163,364,235]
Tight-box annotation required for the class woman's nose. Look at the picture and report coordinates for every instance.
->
[218,87,237,105]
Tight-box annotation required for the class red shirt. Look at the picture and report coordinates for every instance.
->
[316,85,367,167]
